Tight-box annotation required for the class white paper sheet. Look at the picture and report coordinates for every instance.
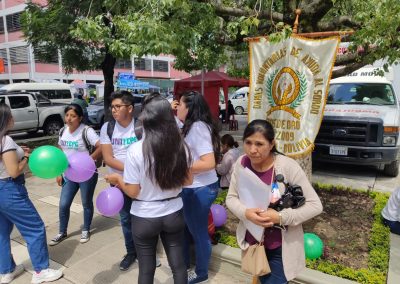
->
[237,167,271,242]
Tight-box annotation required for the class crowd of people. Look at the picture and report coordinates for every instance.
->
[1,90,398,284]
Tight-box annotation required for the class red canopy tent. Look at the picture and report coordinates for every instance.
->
[173,71,249,118]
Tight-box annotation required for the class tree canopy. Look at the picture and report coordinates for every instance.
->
[22,0,400,99]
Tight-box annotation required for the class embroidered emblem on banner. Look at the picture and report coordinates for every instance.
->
[266,68,307,119]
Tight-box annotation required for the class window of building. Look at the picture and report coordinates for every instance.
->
[0,17,4,34]
[115,58,132,69]
[6,12,23,33]
[8,96,31,109]
[153,60,169,72]
[0,49,8,65]
[134,58,151,71]
[9,46,28,64]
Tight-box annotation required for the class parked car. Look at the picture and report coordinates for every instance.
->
[87,94,143,127]
[0,92,66,135]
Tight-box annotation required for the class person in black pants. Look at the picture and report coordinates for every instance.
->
[106,92,192,284]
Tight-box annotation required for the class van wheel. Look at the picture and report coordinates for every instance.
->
[44,120,63,136]
[235,106,244,115]
[383,160,399,177]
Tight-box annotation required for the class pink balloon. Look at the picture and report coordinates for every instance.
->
[211,204,227,227]
[64,152,96,183]
[96,187,124,217]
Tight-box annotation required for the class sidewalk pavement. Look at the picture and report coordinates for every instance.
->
[10,168,247,284]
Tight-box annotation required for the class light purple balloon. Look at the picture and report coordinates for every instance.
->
[64,152,96,183]
[211,204,227,227]
[96,187,124,217]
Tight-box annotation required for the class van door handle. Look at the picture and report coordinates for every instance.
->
[28,110,34,113]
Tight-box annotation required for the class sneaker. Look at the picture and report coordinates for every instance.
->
[119,254,136,271]
[188,271,208,284]
[49,233,67,246]
[80,231,90,244]
[31,268,63,284]
[1,264,24,284]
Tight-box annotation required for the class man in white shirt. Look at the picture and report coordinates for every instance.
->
[382,187,400,235]
[100,91,140,271]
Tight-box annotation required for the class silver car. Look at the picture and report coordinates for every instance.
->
[87,95,143,127]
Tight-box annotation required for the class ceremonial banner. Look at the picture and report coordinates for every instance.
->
[249,35,340,158]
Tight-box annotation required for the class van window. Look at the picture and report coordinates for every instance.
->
[56,90,73,99]
[9,96,30,109]
[328,83,395,105]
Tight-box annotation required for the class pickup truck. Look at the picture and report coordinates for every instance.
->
[0,92,66,136]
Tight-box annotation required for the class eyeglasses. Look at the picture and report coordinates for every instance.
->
[109,104,130,111]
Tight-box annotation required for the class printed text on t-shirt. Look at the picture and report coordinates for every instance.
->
[111,137,138,146]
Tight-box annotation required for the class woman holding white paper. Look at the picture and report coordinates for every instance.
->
[226,119,322,284]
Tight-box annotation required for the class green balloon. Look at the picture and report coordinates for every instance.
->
[304,233,324,260]
[28,146,68,179]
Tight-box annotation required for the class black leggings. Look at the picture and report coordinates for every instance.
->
[131,209,187,284]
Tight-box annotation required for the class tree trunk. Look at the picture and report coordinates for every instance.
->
[101,52,116,122]
[294,154,312,181]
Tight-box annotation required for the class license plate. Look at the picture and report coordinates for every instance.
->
[329,146,348,156]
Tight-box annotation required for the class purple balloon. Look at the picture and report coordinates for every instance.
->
[96,187,124,217]
[64,152,96,183]
[211,204,227,227]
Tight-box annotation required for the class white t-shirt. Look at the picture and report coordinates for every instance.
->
[184,121,218,188]
[58,124,99,156]
[123,140,183,218]
[382,187,400,222]
[0,136,25,179]
[100,120,138,174]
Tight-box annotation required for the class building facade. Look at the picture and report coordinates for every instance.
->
[0,0,190,90]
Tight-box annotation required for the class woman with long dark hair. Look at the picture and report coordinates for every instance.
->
[226,120,322,284]
[106,93,192,284]
[0,104,62,284]
[50,104,101,246]
[174,91,220,284]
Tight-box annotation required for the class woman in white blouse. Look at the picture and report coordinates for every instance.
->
[106,93,193,284]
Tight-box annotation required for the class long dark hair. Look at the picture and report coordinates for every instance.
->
[180,91,220,162]
[141,92,191,189]
[0,104,12,154]
[243,119,280,154]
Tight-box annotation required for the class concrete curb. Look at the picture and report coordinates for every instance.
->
[388,233,400,284]
[209,243,358,284]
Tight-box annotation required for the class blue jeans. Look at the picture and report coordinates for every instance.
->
[59,173,98,233]
[182,182,218,278]
[0,179,49,273]
[119,191,136,255]
[259,246,287,284]
[383,218,400,235]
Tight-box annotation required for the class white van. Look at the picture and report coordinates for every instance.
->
[0,83,73,104]
[313,67,400,176]
[230,86,249,115]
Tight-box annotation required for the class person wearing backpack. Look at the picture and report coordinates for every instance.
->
[49,104,101,246]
